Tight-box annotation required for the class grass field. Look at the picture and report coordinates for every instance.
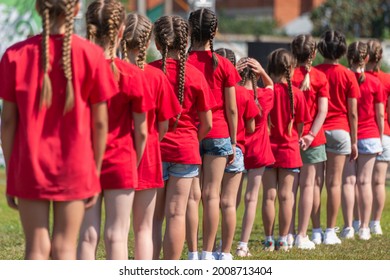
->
[0,168,389,260]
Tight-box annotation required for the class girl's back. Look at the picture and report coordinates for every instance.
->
[0,34,116,200]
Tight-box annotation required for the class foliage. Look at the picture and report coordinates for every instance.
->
[218,14,278,37]
[311,0,390,39]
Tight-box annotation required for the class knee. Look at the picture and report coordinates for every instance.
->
[104,228,128,245]
[25,240,51,260]
[79,227,100,247]
[277,191,291,203]
[220,197,234,211]
[51,241,76,260]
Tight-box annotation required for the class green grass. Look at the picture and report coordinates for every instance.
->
[0,168,389,260]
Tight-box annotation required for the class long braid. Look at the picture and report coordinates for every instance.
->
[357,42,366,84]
[209,13,218,69]
[367,39,383,72]
[62,0,76,114]
[40,0,52,109]
[121,39,129,62]
[347,41,368,85]
[250,71,263,116]
[108,8,120,79]
[136,20,151,69]
[285,66,295,136]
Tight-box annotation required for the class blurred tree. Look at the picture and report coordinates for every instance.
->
[311,0,390,39]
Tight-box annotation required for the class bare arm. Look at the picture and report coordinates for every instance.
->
[158,120,169,141]
[91,102,108,174]
[300,97,328,150]
[347,97,358,160]
[197,110,212,141]
[375,102,384,140]
[387,97,390,126]
[247,58,274,89]
[224,86,238,164]
[1,101,18,209]
[133,112,148,166]
[245,118,255,134]
[297,122,304,138]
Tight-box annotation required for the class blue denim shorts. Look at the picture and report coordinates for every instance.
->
[200,137,233,157]
[358,138,383,155]
[162,162,199,181]
[265,166,300,173]
[224,146,245,173]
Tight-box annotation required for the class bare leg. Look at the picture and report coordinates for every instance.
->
[341,159,356,228]
[262,168,277,237]
[277,169,297,237]
[77,194,103,260]
[372,161,388,222]
[18,199,51,260]
[289,174,299,235]
[186,175,201,255]
[103,189,134,260]
[163,176,193,260]
[52,200,85,260]
[133,188,157,260]
[152,186,166,259]
[311,162,325,229]
[236,174,245,209]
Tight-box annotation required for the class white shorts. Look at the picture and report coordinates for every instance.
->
[358,138,383,155]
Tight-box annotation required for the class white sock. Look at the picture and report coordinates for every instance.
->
[371,220,380,226]
[201,251,213,260]
[188,251,199,260]
[279,235,287,242]
[325,228,335,233]
[265,236,274,242]
[238,241,248,249]
[312,228,322,233]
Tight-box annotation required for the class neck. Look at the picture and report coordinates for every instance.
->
[365,62,377,72]
[166,50,180,60]
[323,58,339,65]
[190,41,211,51]
[350,64,363,73]
[127,50,138,65]
[271,74,287,84]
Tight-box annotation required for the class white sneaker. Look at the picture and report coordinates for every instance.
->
[219,252,233,260]
[352,220,361,234]
[287,234,295,249]
[369,222,383,235]
[294,235,315,250]
[188,251,199,260]
[200,251,217,260]
[311,229,324,245]
[340,227,355,239]
[323,229,342,245]
[358,227,371,240]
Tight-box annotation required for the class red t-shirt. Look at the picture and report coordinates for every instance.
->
[269,83,311,168]
[150,58,215,164]
[315,64,360,132]
[356,71,384,139]
[234,85,260,153]
[292,66,329,147]
[187,51,241,139]
[100,58,153,190]
[0,34,117,200]
[244,87,275,169]
[137,64,181,190]
[373,70,390,136]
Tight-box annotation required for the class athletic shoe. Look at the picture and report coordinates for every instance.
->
[358,228,371,240]
[323,229,342,245]
[188,251,199,260]
[200,251,217,260]
[287,234,295,249]
[275,239,289,251]
[352,220,361,234]
[236,246,252,257]
[369,222,383,235]
[340,227,355,239]
[263,239,275,252]
[219,252,233,260]
[294,235,315,250]
[311,229,324,245]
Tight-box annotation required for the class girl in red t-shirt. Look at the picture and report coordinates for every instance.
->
[121,13,181,260]
[365,40,390,236]
[0,0,117,259]
[290,34,329,249]
[187,8,241,260]
[262,49,311,251]
[344,42,384,240]
[151,15,213,260]
[316,30,360,245]
[77,0,149,260]
[234,57,274,257]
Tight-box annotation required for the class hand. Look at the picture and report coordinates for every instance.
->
[236,58,249,73]
[6,194,18,210]
[350,143,358,161]
[299,134,314,151]
[227,144,236,166]
[84,194,99,209]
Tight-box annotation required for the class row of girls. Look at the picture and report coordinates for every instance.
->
[0,0,387,261]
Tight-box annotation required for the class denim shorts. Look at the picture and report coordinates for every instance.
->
[225,146,245,173]
[377,135,390,162]
[162,162,199,181]
[265,166,300,173]
[358,138,383,155]
[325,129,351,155]
[200,137,233,157]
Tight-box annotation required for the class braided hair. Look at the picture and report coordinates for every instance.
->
[347,41,368,84]
[188,8,218,69]
[86,0,125,80]
[121,13,153,69]
[291,34,316,91]
[318,30,347,61]
[154,15,188,130]
[215,48,236,66]
[267,49,297,136]
[367,39,383,72]
[36,0,77,114]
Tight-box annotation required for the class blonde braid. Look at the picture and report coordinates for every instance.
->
[136,20,151,69]
[121,39,129,62]
[87,24,98,43]
[40,1,52,109]
[108,9,120,79]
[300,52,313,91]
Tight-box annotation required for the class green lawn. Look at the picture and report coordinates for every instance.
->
[0,168,389,260]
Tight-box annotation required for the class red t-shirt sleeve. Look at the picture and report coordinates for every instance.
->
[347,71,360,99]
[0,51,16,102]
[157,75,181,122]
[318,74,330,98]
[89,54,118,104]
[245,96,260,120]
[223,60,241,88]
[129,72,154,114]
[294,88,311,124]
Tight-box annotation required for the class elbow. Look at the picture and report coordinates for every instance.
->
[246,126,255,134]
[205,122,212,134]
[93,119,107,132]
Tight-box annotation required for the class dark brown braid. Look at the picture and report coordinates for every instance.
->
[285,66,295,136]
[121,13,153,69]
[86,0,125,80]
[367,39,383,72]
[215,48,236,66]
[347,41,368,84]
[36,0,78,113]
[188,8,219,69]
